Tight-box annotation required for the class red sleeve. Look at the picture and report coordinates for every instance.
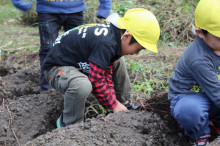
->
[105,61,116,91]
[88,61,118,109]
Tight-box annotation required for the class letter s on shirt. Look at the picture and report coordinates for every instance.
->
[94,28,108,36]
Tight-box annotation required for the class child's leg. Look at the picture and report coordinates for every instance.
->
[170,93,212,138]
[63,12,84,32]
[112,57,132,103]
[38,13,61,93]
[45,66,92,125]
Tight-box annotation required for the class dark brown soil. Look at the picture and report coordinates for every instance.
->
[0,53,219,146]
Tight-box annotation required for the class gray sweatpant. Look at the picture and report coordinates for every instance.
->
[44,57,132,125]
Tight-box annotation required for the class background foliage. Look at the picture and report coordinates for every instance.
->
[20,0,199,44]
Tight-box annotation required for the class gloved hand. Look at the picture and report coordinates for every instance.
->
[11,0,33,13]
[96,0,111,19]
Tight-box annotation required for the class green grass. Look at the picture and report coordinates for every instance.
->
[0,24,39,52]
[0,2,39,61]
[0,2,22,23]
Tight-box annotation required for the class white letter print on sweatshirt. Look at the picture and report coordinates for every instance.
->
[94,24,110,36]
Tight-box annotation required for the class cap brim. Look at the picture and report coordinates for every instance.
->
[195,25,220,38]
[209,30,220,38]
[138,39,158,53]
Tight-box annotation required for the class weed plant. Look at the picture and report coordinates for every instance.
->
[20,0,38,25]
[125,46,183,99]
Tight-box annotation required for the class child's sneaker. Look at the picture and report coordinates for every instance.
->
[209,119,220,135]
[190,134,210,146]
[124,100,139,110]
[56,113,66,128]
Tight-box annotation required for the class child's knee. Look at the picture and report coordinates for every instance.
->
[78,79,92,96]
[174,102,204,128]
[68,78,92,98]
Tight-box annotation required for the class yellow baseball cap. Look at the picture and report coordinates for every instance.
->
[195,0,220,37]
[108,8,160,53]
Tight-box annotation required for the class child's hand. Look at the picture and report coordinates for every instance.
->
[113,101,128,113]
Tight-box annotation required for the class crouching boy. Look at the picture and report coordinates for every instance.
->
[168,0,220,145]
[43,8,160,128]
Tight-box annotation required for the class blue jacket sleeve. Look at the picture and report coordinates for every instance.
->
[97,0,111,19]
[11,0,33,13]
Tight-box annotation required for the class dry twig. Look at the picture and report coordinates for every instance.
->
[6,102,21,146]
[12,128,21,146]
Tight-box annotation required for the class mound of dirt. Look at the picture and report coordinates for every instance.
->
[25,110,188,146]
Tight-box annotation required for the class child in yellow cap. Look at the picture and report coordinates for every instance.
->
[168,0,220,145]
[43,8,160,128]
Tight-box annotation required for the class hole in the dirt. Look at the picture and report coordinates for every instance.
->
[141,128,150,134]
[32,119,57,139]
[45,113,60,129]
[110,133,114,138]
[0,69,8,76]
[14,90,63,143]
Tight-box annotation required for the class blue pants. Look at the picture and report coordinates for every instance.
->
[170,93,220,138]
[38,12,84,93]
